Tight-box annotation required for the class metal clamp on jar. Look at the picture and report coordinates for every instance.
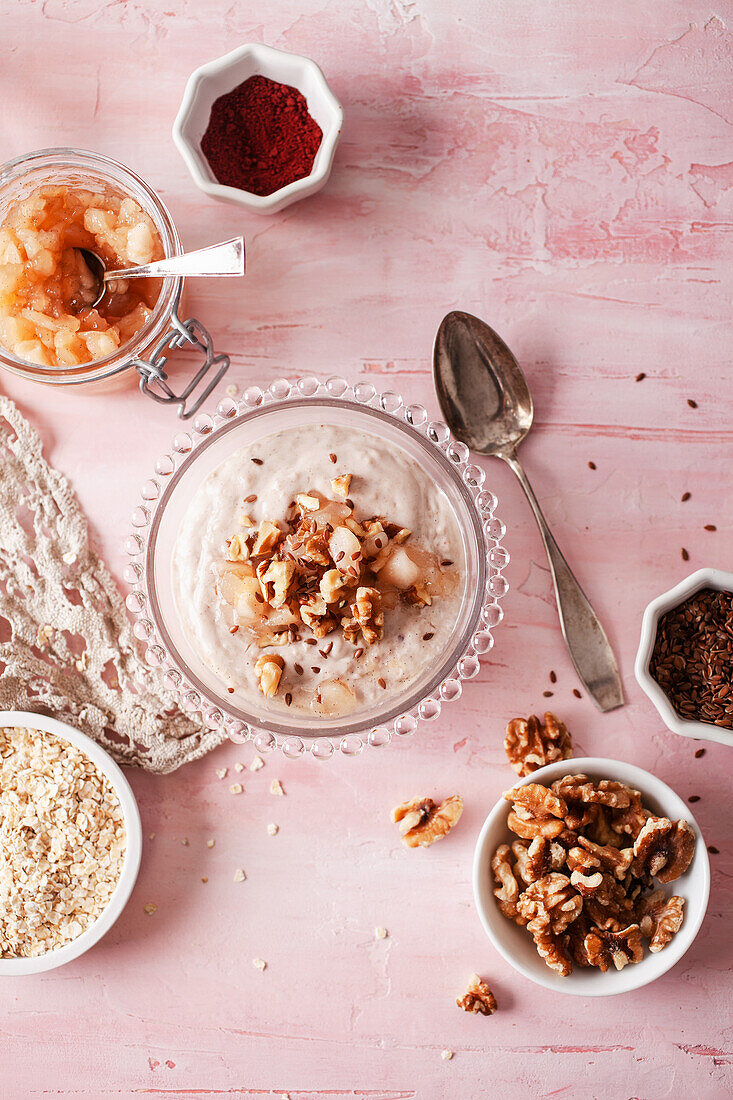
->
[0,148,240,419]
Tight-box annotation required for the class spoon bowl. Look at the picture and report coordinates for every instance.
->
[434,311,533,456]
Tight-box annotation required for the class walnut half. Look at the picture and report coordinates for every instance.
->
[392,794,463,848]
[456,974,497,1016]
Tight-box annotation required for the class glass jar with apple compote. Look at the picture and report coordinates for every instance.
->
[0,148,229,418]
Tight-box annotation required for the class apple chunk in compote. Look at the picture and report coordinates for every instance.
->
[0,185,163,367]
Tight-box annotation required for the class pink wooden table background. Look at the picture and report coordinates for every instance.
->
[2,1,732,1097]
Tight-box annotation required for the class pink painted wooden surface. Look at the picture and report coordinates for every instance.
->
[2,1,732,1097]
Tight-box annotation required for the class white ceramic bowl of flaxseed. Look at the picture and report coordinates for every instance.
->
[635,568,733,749]
[0,711,142,974]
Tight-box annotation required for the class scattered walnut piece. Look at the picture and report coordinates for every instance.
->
[505,712,573,777]
[255,653,284,698]
[392,794,463,848]
[457,974,497,1016]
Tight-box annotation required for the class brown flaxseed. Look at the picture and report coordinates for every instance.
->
[573,688,582,699]
[549,670,557,683]
[681,492,691,502]
[687,398,698,409]
[251,457,264,466]
[649,586,733,730]
[588,461,596,470]
[681,548,689,561]
[635,372,646,382]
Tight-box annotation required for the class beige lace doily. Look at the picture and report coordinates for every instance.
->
[0,395,226,772]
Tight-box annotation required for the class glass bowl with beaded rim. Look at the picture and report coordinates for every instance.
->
[124,376,509,761]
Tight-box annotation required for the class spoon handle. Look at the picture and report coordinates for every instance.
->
[105,237,245,282]
[501,450,624,712]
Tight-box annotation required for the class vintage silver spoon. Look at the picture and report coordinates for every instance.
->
[434,310,624,712]
[76,236,245,307]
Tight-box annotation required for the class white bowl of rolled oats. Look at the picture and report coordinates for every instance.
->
[473,758,710,996]
[0,711,142,974]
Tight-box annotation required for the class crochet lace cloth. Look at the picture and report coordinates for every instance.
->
[0,396,226,772]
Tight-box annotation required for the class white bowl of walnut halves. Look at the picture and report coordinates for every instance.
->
[473,713,711,996]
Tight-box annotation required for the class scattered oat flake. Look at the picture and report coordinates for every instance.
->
[375,926,388,940]
[62,550,77,564]
[234,762,244,772]
[441,1049,453,1061]
[229,783,243,794]
[144,903,157,915]
[225,383,238,397]
[250,756,265,771]
[267,823,279,836]
[207,838,215,848]
[149,833,156,840]
[182,837,189,846]
[216,767,228,779]
[233,868,246,882]
[271,779,285,796]
[253,957,267,971]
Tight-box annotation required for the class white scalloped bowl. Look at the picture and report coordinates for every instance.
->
[0,710,142,975]
[172,43,343,214]
[125,378,509,760]
[635,568,733,749]
[473,758,710,996]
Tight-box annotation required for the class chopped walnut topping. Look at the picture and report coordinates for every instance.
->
[330,473,352,498]
[353,586,384,645]
[255,653,284,698]
[456,974,497,1016]
[226,534,250,562]
[251,520,283,556]
[392,794,463,848]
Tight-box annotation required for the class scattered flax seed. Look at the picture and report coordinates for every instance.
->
[708,845,719,854]
[543,690,553,697]
[704,524,717,532]
[695,748,706,758]
[688,795,701,803]
[250,756,264,771]
[441,1050,453,1061]
[229,625,239,634]
[311,666,321,674]
[253,958,267,971]
[206,839,215,848]
[229,783,243,795]
[216,767,228,779]
[378,677,387,689]
[227,687,235,694]
[681,548,689,561]
[285,692,293,707]
[233,868,246,883]
[234,762,244,773]
[687,398,698,409]
[588,461,596,470]
[267,823,279,836]
[329,452,337,463]
[244,493,257,503]
[305,638,317,647]
[144,903,157,915]
[681,492,691,502]
[375,926,388,940]
[201,877,208,884]
[294,663,304,675]
[549,670,557,683]
[423,632,434,641]
[635,372,646,382]
[251,457,264,466]
[271,779,285,796]
[573,688,582,699]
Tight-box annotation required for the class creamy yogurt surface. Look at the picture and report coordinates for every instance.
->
[171,423,465,716]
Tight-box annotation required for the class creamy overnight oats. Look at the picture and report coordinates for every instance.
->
[172,423,465,716]
[0,184,163,366]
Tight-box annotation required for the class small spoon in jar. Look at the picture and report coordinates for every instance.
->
[75,236,245,308]
[433,310,624,712]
